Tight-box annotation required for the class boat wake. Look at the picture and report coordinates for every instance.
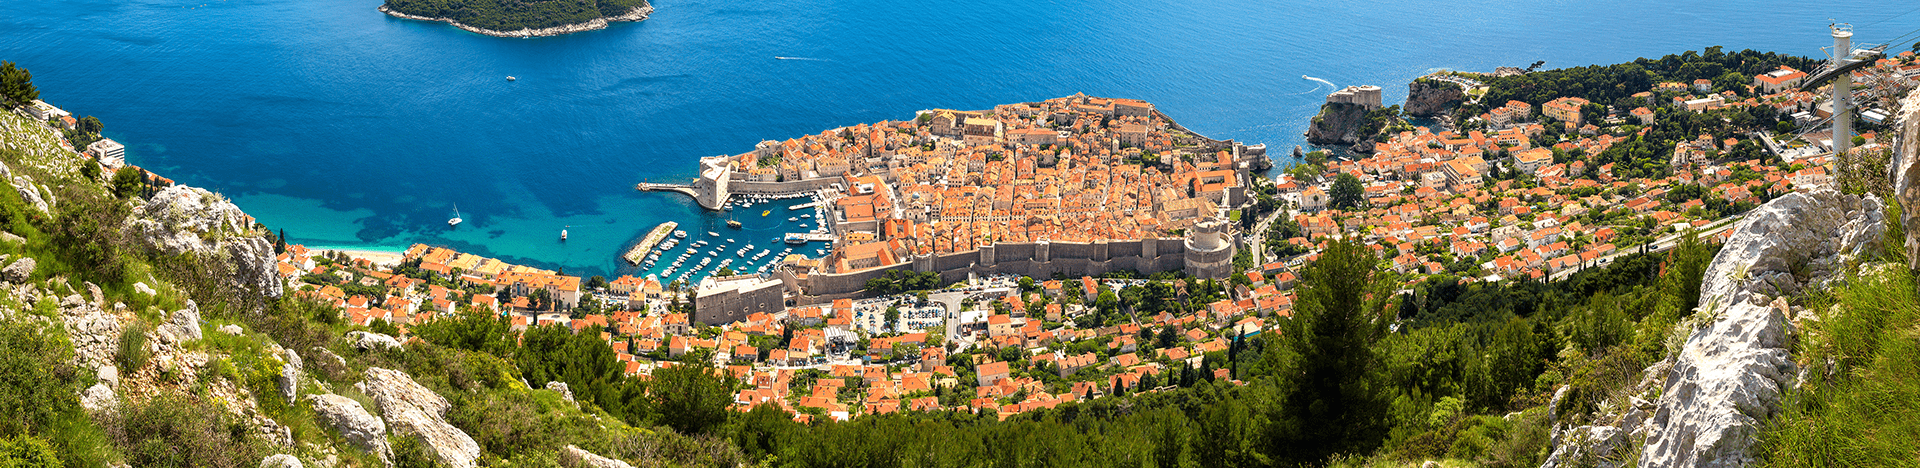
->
[1301,75,1336,89]
[774,56,830,61]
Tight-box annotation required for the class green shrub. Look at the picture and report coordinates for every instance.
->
[106,393,262,468]
[0,434,62,468]
[0,319,78,436]
[391,435,448,468]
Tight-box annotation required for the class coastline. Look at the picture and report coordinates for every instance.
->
[378,4,652,38]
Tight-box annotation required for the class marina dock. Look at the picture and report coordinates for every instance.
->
[624,221,679,265]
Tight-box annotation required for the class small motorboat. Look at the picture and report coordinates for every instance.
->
[506,76,516,81]
[727,220,743,229]
[788,217,799,221]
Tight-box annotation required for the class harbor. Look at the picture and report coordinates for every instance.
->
[622,221,679,265]
[626,191,838,287]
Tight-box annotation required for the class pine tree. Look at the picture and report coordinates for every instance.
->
[1262,236,1393,464]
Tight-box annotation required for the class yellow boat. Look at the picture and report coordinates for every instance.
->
[762,210,771,216]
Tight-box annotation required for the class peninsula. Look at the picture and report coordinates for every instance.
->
[641,94,1279,301]
[379,0,652,38]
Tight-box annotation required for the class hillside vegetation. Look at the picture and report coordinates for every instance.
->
[383,0,651,32]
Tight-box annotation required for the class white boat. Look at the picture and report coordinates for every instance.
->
[788,217,799,221]
[560,228,568,241]
[448,203,463,227]
[709,232,720,237]
[506,76,516,81]
[674,230,687,238]
[801,214,812,219]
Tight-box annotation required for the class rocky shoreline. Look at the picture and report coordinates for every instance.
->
[378,4,652,38]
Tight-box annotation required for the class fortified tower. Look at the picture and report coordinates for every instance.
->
[694,156,732,210]
[1183,217,1235,278]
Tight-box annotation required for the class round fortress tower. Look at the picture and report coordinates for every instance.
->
[1184,217,1235,278]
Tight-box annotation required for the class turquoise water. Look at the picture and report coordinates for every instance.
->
[1,0,1911,277]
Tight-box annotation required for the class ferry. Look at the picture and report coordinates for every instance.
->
[726,220,743,229]
[784,234,809,245]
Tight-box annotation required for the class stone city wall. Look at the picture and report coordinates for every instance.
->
[801,238,1197,296]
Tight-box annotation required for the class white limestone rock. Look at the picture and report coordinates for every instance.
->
[97,365,119,388]
[1,257,34,283]
[59,296,122,371]
[356,367,478,468]
[1638,189,1883,468]
[305,394,391,463]
[1541,426,1628,468]
[546,381,575,402]
[347,331,402,351]
[133,281,157,296]
[561,445,635,468]
[126,185,283,298]
[80,382,117,413]
[159,302,203,344]
[278,348,303,404]
[1890,86,1920,270]
[260,454,304,468]
[311,346,348,369]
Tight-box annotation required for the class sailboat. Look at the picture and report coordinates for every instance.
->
[448,203,463,227]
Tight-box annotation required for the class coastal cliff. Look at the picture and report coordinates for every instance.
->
[1305,101,1373,152]
[379,0,652,38]
[1404,78,1464,117]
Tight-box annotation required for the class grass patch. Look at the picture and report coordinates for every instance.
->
[1760,265,1920,466]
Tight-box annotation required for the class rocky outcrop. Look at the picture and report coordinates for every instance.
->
[1541,426,1628,468]
[126,185,283,299]
[348,331,402,351]
[1892,87,1920,270]
[157,302,202,344]
[1637,189,1883,468]
[547,381,575,402]
[356,367,479,468]
[60,293,123,372]
[306,394,392,463]
[218,323,244,335]
[277,348,302,404]
[1305,102,1370,147]
[260,454,304,468]
[561,445,635,468]
[80,382,118,413]
[1404,78,1465,118]
[379,3,653,38]
[1,257,33,283]
[0,161,51,215]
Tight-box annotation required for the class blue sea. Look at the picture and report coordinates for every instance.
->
[1,0,1911,278]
